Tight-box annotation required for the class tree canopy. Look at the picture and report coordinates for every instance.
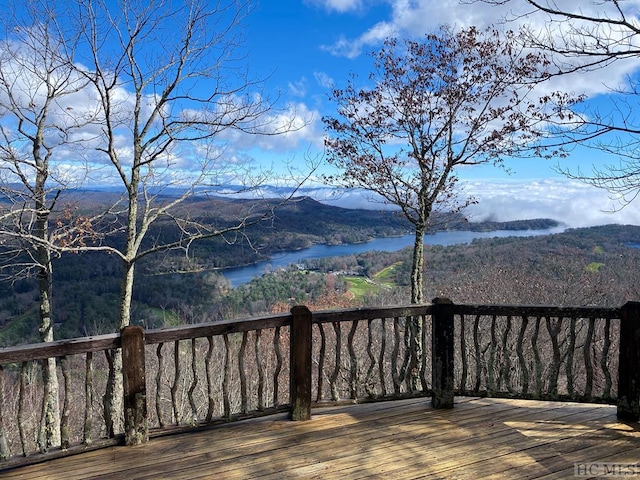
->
[323,24,577,390]
[323,25,575,303]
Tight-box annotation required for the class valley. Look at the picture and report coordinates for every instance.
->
[0,194,636,346]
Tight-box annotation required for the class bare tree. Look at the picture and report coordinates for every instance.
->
[0,0,309,442]
[323,25,573,386]
[0,2,102,450]
[70,0,308,437]
[474,0,640,206]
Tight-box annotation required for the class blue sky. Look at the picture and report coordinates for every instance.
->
[2,0,640,227]
[231,0,640,227]
[242,0,635,179]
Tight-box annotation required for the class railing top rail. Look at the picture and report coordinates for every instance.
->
[311,304,434,324]
[0,301,628,365]
[0,333,120,364]
[143,312,293,345]
[452,303,622,319]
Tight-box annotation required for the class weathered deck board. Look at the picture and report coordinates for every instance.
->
[2,397,638,480]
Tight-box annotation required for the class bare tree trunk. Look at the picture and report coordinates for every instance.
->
[37,240,60,451]
[407,226,426,390]
[103,349,123,437]
[120,260,136,330]
[410,226,425,304]
[104,261,136,436]
[33,122,60,449]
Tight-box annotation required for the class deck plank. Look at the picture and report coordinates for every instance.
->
[1,397,638,480]
[250,405,610,479]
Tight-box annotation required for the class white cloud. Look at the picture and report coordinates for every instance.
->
[320,0,490,57]
[216,101,324,152]
[299,178,640,228]
[307,0,364,13]
[322,0,640,98]
[288,78,308,97]
[462,178,640,227]
[322,21,398,58]
[314,71,335,89]
[372,0,640,42]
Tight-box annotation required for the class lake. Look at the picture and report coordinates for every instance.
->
[221,226,565,287]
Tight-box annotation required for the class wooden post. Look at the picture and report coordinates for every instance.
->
[617,301,640,421]
[432,297,454,409]
[290,305,312,421]
[121,325,148,444]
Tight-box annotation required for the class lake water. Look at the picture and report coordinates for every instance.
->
[221,226,565,287]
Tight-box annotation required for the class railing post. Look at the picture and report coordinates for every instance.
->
[290,305,312,421]
[617,301,640,421]
[432,297,455,409]
[121,325,148,444]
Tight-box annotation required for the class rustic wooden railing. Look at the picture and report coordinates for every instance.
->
[452,304,627,401]
[0,299,638,470]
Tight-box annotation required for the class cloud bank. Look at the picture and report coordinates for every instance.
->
[309,178,640,228]
[462,179,640,227]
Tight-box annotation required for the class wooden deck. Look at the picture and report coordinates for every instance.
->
[3,397,639,479]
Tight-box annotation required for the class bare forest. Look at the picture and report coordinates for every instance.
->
[1,221,638,346]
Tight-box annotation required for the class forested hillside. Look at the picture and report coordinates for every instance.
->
[304,224,639,304]
[0,221,637,346]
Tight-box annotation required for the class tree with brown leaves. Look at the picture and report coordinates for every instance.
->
[323,25,575,386]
